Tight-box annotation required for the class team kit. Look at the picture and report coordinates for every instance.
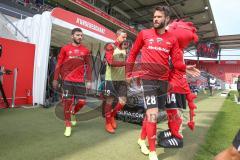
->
[53,6,203,160]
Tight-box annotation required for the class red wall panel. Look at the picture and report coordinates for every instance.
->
[0,37,35,108]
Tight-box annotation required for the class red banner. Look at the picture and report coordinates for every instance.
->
[186,60,240,65]
[51,7,116,40]
[69,0,137,35]
[222,61,239,64]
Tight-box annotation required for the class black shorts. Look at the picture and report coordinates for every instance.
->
[165,93,186,109]
[62,81,86,100]
[232,129,240,151]
[141,79,168,109]
[104,81,127,97]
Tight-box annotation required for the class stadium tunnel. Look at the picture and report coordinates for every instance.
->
[6,7,116,106]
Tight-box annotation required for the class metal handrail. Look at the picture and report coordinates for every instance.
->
[11,68,18,108]
[0,6,28,19]
[0,11,29,42]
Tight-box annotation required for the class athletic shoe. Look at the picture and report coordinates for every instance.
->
[137,138,150,155]
[157,129,171,140]
[105,123,115,134]
[158,136,183,148]
[71,114,77,126]
[148,151,158,160]
[64,127,71,137]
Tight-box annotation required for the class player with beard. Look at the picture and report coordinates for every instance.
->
[126,6,183,160]
[53,28,92,137]
[103,29,128,134]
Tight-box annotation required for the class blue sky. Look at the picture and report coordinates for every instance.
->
[185,0,240,60]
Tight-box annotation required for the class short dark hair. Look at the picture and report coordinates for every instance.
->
[71,28,82,35]
[154,6,171,17]
[116,29,127,35]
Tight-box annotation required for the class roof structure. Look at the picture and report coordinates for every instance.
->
[49,0,240,49]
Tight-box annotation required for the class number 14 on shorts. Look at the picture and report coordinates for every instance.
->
[167,93,176,104]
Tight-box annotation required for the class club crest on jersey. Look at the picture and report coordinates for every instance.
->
[166,41,171,45]
[157,38,163,43]
[74,49,80,54]
[149,39,154,44]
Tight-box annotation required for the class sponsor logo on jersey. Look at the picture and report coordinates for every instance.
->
[74,49,80,54]
[147,46,170,53]
[149,39,154,44]
[69,56,84,60]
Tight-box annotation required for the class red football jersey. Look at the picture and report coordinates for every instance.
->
[54,43,91,82]
[127,29,182,81]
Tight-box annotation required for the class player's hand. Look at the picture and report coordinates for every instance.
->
[187,69,200,78]
[86,81,92,90]
[186,64,196,69]
[52,80,58,90]
[136,77,141,86]
[126,78,131,85]
[186,65,200,78]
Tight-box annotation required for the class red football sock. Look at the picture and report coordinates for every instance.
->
[112,102,124,117]
[166,109,183,139]
[146,121,157,152]
[104,103,112,124]
[65,121,71,127]
[63,98,73,127]
[73,99,86,114]
[140,117,147,140]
